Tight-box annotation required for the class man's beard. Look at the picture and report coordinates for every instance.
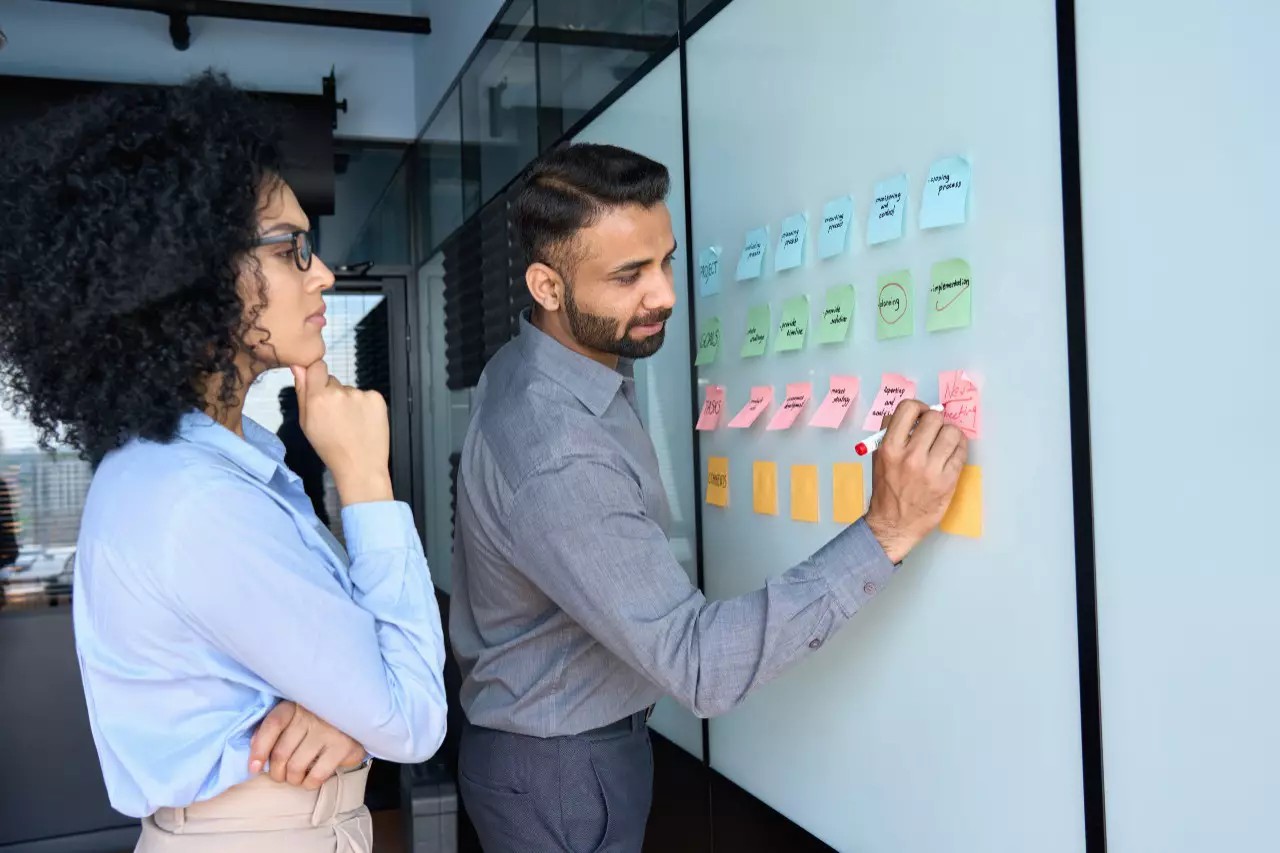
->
[563,280,671,359]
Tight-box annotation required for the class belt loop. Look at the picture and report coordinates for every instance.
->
[172,806,187,833]
[311,772,341,826]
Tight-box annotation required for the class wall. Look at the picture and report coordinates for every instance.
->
[1075,1,1279,851]
[411,0,508,132]
[0,0,421,140]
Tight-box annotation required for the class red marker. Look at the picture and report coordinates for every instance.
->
[854,404,945,456]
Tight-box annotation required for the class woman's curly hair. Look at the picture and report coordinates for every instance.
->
[0,71,283,462]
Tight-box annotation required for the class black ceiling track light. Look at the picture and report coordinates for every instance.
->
[44,0,431,51]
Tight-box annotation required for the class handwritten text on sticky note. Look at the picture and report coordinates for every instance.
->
[928,258,972,332]
[862,373,917,430]
[920,155,971,229]
[775,213,808,271]
[766,382,813,431]
[696,384,725,431]
[819,195,854,259]
[740,304,770,358]
[775,295,810,352]
[809,375,860,429]
[816,284,854,345]
[728,386,774,429]
[706,457,729,507]
[736,227,768,280]
[876,269,914,340]
[867,173,908,245]
[694,316,721,366]
[939,370,981,439]
[698,246,722,297]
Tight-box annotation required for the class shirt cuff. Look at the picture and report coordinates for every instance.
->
[811,518,897,618]
[340,500,419,557]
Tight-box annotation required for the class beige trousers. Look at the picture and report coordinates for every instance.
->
[136,762,373,852]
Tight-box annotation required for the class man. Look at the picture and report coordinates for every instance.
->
[451,143,968,853]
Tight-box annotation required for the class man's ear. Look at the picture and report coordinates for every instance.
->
[526,262,563,313]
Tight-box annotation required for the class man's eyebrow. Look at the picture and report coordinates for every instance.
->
[607,242,679,275]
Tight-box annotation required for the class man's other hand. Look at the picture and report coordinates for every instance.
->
[249,700,367,790]
[864,399,968,563]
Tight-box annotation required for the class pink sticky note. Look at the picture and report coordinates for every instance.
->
[939,370,982,439]
[766,382,813,431]
[727,386,775,429]
[861,373,917,430]
[696,385,726,431]
[809,375,861,429]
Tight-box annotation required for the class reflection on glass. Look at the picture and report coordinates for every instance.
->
[462,0,539,207]
[416,86,466,258]
[0,404,91,612]
[348,160,411,267]
[684,0,719,24]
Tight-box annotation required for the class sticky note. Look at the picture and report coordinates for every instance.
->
[740,304,770,358]
[819,195,855,259]
[940,465,982,537]
[816,284,855,345]
[753,461,778,516]
[832,463,866,524]
[862,373,917,430]
[920,155,971,229]
[876,269,914,340]
[728,386,774,428]
[775,295,809,352]
[939,370,982,439]
[809,375,860,429]
[766,382,813,431]
[774,212,808,272]
[791,465,820,523]
[696,385,725,431]
[867,173,908,245]
[706,457,729,507]
[698,246,722,297]
[736,227,768,280]
[694,316,721,366]
[927,258,972,332]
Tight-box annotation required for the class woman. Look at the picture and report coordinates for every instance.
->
[0,73,447,851]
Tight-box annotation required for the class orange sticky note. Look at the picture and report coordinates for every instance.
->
[706,457,729,507]
[753,461,778,516]
[832,463,865,524]
[790,465,820,523]
[940,465,982,537]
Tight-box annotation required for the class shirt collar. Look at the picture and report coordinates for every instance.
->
[176,410,287,484]
[517,310,631,418]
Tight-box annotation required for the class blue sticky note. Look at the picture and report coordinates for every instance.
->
[735,227,768,280]
[920,155,971,229]
[867,174,908,245]
[774,213,808,272]
[698,246,722,296]
[818,195,854,259]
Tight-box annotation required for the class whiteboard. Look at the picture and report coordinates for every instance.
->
[686,1,1085,850]
[572,54,705,761]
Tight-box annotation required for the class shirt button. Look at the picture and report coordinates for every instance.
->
[863,581,877,596]
[808,638,822,649]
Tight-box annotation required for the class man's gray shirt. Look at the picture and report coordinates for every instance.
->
[450,312,896,737]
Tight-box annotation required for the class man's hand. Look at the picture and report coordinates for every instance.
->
[864,400,968,563]
[249,701,367,790]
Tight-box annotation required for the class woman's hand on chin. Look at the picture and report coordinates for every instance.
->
[248,700,367,790]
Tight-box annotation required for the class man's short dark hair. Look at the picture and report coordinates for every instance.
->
[512,143,670,275]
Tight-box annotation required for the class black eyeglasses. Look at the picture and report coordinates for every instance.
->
[253,230,314,272]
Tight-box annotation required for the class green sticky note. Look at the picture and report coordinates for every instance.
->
[927,258,973,331]
[816,284,855,344]
[740,304,770,358]
[775,295,810,352]
[694,316,721,366]
[876,269,913,340]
